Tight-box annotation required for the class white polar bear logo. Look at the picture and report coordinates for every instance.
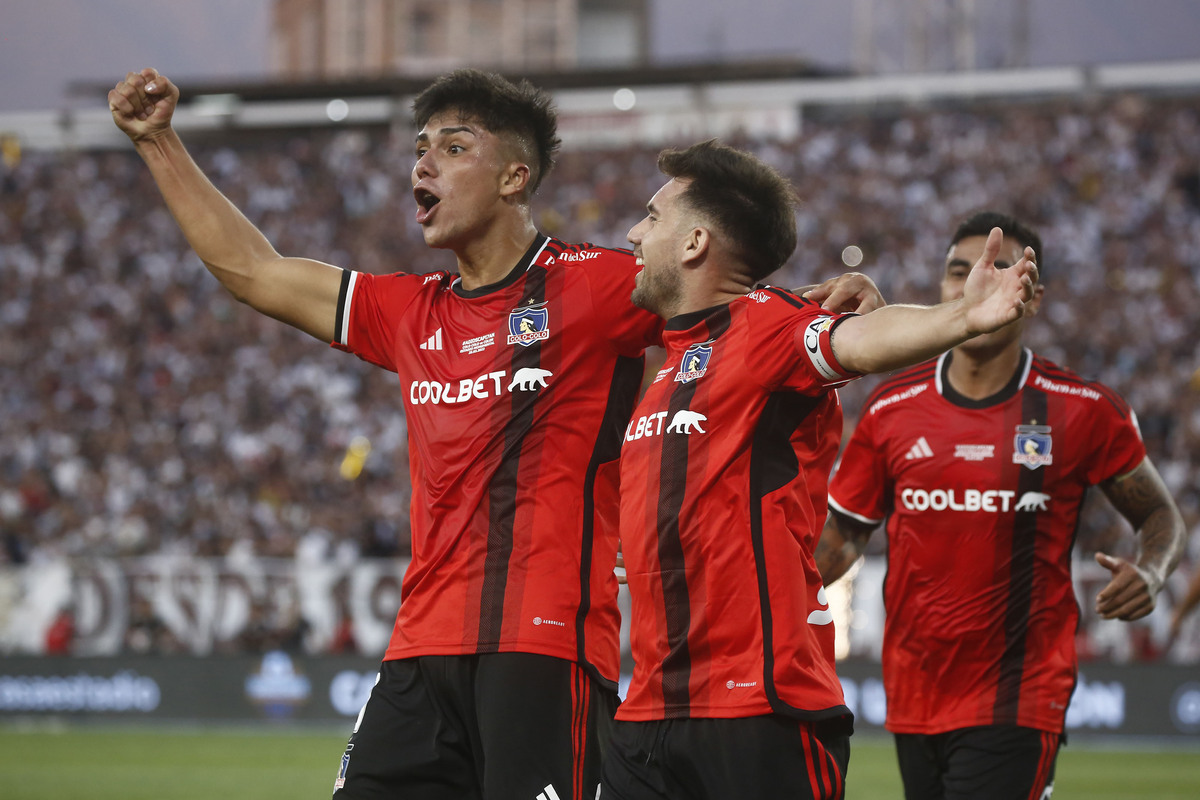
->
[507,367,552,391]
[666,410,707,435]
[1015,491,1051,512]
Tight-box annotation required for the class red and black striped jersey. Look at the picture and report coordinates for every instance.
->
[828,348,1146,735]
[616,287,858,723]
[332,234,663,686]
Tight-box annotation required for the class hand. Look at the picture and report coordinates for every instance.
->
[961,227,1039,335]
[802,272,887,314]
[1094,552,1160,621]
[109,68,179,143]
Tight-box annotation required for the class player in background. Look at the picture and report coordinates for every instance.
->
[816,211,1185,800]
[109,67,880,800]
[604,142,1038,800]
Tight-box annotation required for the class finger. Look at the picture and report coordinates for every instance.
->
[1096,577,1147,613]
[978,227,1003,268]
[1103,594,1155,621]
[819,285,853,312]
[1094,552,1121,574]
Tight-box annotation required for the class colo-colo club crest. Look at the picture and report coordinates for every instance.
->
[507,302,550,346]
[1013,423,1053,469]
[675,341,714,383]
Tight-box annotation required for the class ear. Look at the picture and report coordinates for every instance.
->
[1026,283,1046,317]
[499,162,531,199]
[680,226,711,267]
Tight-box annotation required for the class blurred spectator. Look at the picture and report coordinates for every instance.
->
[1,93,1197,657]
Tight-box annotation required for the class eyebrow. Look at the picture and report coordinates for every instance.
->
[947,257,1013,270]
[415,125,476,144]
[646,201,659,216]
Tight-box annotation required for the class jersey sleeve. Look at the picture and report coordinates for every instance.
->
[748,291,861,393]
[330,269,428,373]
[1085,395,1147,485]
[827,410,889,525]
[582,250,665,356]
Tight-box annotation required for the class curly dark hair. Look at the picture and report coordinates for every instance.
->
[656,139,798,283]
[950,210,1045,281]
[412,68,560,196]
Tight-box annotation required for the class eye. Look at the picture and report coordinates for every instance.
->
[448,144,464,154]
[415,146,428,158]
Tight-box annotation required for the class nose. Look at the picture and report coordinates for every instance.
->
[413,151,435,182]
[627,218,646,246]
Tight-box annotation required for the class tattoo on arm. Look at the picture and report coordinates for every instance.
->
[1101,458,1185,585]
[816,512,878,585]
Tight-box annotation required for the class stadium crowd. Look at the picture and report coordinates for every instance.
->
[1,91,1198,657]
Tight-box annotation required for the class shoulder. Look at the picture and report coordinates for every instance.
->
[860,360,940,417]
[1027,353,1133,416]
[541,239,636,271]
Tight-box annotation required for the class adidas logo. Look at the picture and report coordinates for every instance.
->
[536,785,563,800]
[419,328,443,351]
[904,436,934,460]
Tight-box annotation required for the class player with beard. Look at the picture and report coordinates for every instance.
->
[816,211,1185,800]
[108,67,880,800]
[605,143,1038,800]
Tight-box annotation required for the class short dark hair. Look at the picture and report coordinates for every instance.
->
[950,211,1044,281]
[656,139,798,282]
[412,68,561,195]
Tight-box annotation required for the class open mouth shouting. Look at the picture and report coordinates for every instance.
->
[414,187,441,224]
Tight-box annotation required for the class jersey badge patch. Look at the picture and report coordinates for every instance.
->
[507,302,550,346]
[674,341,714,383]
[1013,424,1053,469]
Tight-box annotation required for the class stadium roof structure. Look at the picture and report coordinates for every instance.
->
[6,57,1200,152]
[68,58,841,105]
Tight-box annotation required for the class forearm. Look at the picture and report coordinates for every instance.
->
[831,302,970,375]
[134,129,282,302]
[814,535,863,586]
[1134,505,1186,592]
[815,513,875,585]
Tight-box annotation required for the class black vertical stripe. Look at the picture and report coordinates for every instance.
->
[657,307,731,712]
[748,392,821,713]
[657,376,699,710]
[478,265,548,648]
[334,269,351,344]
[993,389,1048,722]
[575,354,644,686]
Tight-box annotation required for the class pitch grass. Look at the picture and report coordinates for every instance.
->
[1,725,1198,799]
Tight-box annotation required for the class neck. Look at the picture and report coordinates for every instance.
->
[454,213,539,291]
[669,265,755,319]
[945,341,1025,400]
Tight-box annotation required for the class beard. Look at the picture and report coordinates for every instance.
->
[631,264,680,317]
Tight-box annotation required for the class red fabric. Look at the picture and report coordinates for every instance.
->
[334,235,662,684]
[829,350,1145,734]
[617,288,855,721]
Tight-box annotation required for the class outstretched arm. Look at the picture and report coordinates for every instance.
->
[1095,457,1185,621]
[829,228,1037,375]
[109,68,343,342]
[815,511,879,586]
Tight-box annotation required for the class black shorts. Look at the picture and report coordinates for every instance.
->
[894,725,1061,800]
[332,653,618,800]
[601,715,851,800]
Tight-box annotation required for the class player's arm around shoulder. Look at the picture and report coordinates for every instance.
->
[1094,457,1186,621]
[110,68,343,342]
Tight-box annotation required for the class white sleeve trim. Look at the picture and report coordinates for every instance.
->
[827,495,884,526]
